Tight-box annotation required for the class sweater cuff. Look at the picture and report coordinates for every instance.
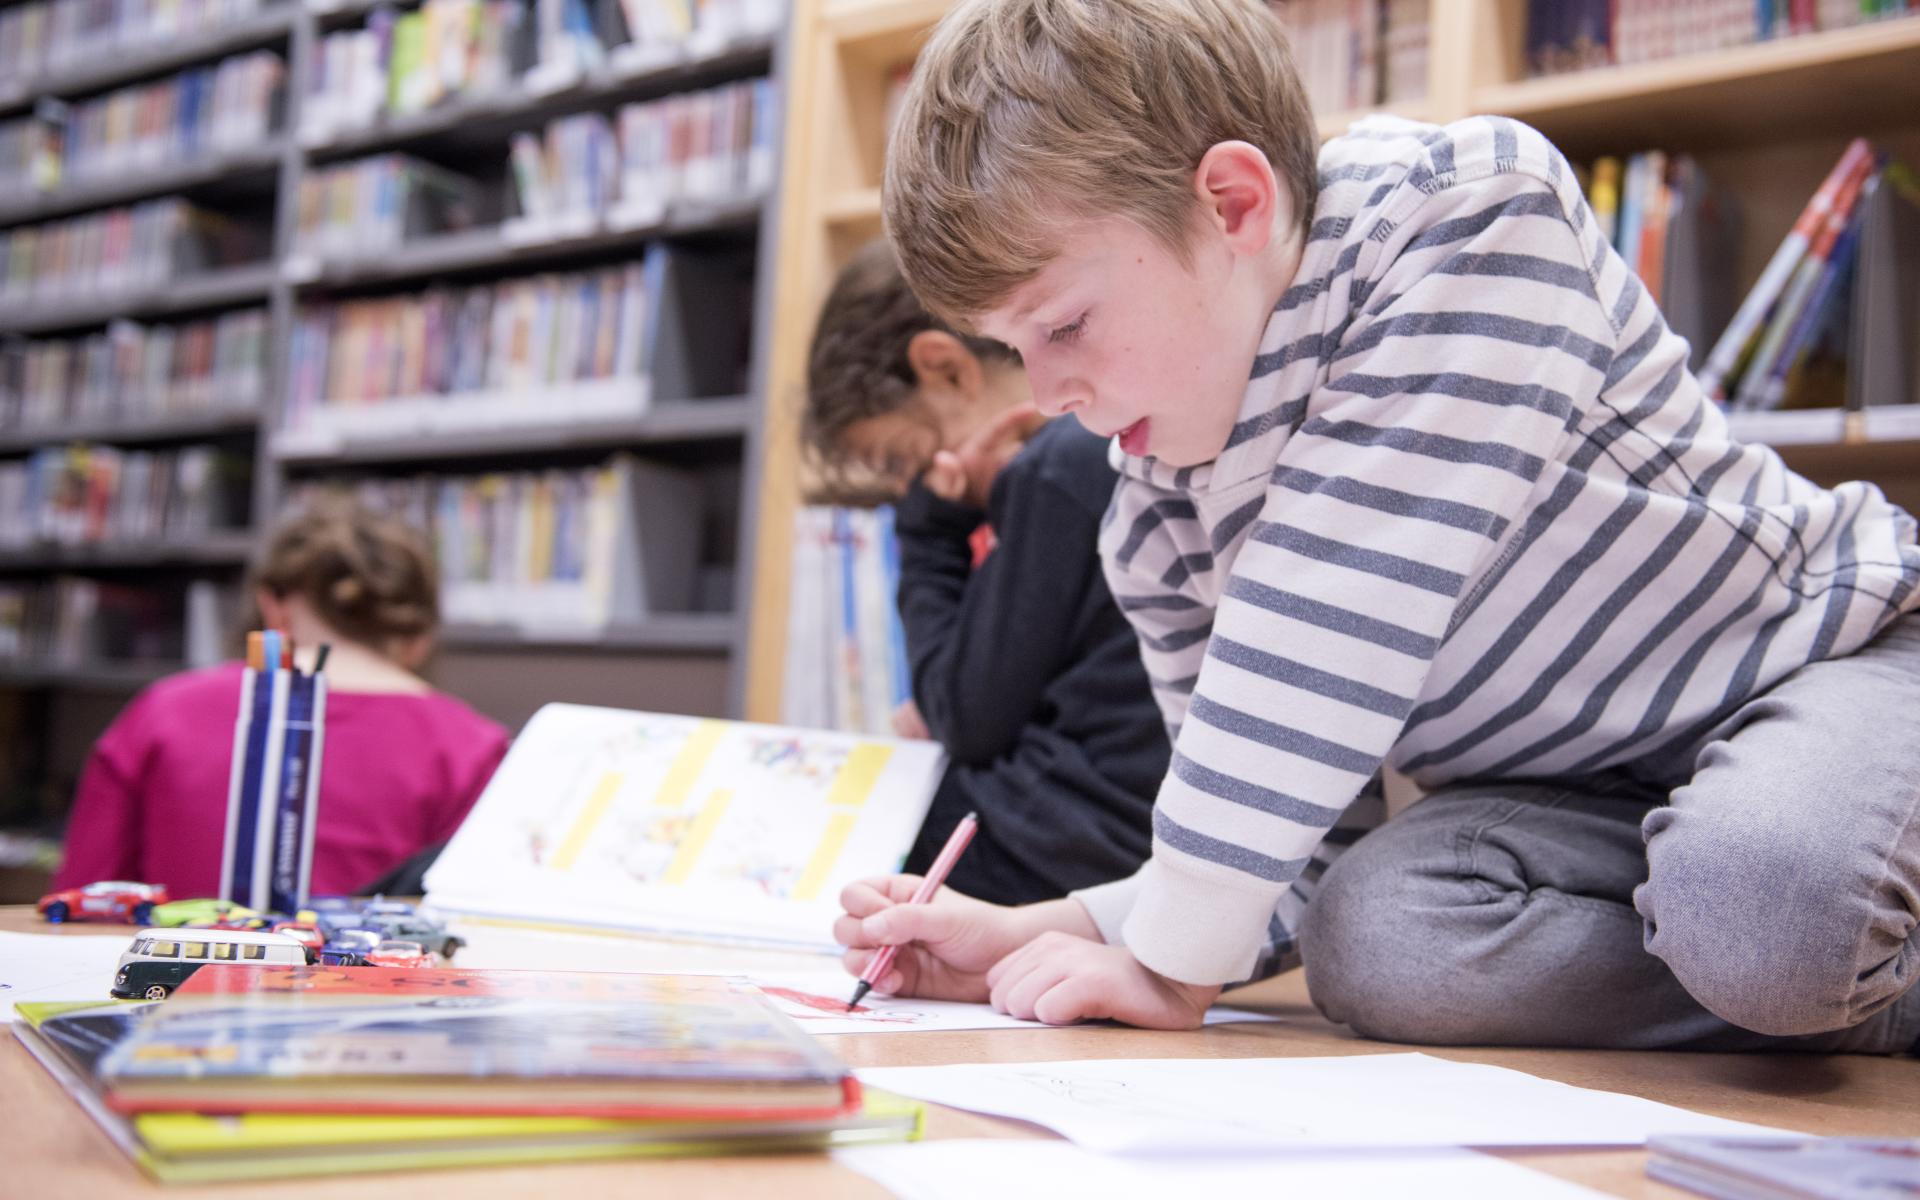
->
[1068,870,1145,945]
[1119,857,1280,986]
[894,479,987,537]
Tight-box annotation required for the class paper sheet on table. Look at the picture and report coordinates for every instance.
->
[749,970,1279,1035]
[0,930,128,1020]
[856,1053,1789,1153]
[835,1141,1609,1200]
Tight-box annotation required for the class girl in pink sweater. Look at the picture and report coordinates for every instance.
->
[54,500,510,899]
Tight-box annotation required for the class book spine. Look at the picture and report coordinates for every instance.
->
[1698,137,1875,399]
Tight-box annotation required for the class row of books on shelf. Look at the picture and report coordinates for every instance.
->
[1578,150,1742,370]
[298,0,777,145]
[291,78,773,261]
[509,78,776,234]
[1697,140,1920,414]
[0,0,276,91]
[1528,0,1918,75]
[0,576,228,668]
[0,198,266,307]
[0,442,249,549]
[1271,0,1430,113]
[0,308,268,432]
[284,258,660,440]
[292,453,707,628]
[0,50,284,200]
[781,505,909,737]
[302,0,522,138]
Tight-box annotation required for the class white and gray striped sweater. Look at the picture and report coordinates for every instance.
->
[1071,115,1920,986]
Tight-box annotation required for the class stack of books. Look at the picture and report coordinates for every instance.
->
[28,50,285,192]
[0,442,249,549]
[0,575,228,666]
[292,452,704,627]
[283,258,661,441]
[1699,139,1920,415]
[13,966,919,1183]
[301,0,524,144]
[0,309,269,430]
[1270,0,1431,114]
[0,198,266,306]
[1528,0,1916,76]
[0,0,273,90]
[291,154,486,259]
[782,505,911,737]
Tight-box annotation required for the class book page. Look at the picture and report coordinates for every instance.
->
[425,704,945,950]
[855,1054,1789,1153]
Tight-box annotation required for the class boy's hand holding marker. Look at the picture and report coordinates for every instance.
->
[836,875,1219,1029]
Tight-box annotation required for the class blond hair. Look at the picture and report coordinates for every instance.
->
[248,497,440,655]
[884,0,1319,327]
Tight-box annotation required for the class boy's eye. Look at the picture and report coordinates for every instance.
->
[1047,314,1087,345]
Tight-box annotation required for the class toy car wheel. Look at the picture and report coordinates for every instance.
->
[143,984,169,1000]
[44,901,68,923]
[444,936,464,957]
[131,901,154,925]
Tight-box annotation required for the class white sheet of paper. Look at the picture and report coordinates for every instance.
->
[857,1053,1789,1153]
[834,1141,1610,1200]
[749,970,1279,1035]
[0,930,129,1021]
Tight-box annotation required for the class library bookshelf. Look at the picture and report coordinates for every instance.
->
[743,0,1920,720]
[0,0,793,869]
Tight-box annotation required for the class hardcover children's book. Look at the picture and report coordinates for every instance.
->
[422,703,946,950]
[89,965,859,1118]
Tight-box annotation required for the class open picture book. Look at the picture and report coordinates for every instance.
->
[424,703,947,950]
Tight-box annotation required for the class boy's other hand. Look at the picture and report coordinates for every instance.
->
[834,876,1097,1004]
[922,404,1040,508]
[890,699,931,740]
[984,933,1222,1029]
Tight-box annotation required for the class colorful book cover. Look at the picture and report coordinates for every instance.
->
[14,1000,919,1185]
[93,966,857,1119]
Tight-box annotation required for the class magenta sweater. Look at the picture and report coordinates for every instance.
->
[53,664,510,899]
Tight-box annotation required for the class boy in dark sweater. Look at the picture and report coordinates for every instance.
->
[804,239,1167,904]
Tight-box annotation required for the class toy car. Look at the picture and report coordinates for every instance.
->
[318,928,382,966]
[38,881,170,925]
[111,928,309,999]
[365,940,432,969]
[149,899,269,929]
[349,912,464,960]
[270,921,326,962]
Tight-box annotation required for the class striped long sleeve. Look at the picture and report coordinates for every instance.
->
[1093,159,1619,985]
[1075,116,1919,986]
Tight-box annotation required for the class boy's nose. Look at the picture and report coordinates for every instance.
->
[1032,372,1091,418]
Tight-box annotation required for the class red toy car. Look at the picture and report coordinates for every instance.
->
[271,921,326,962]
[37,881,170,925]
[364,940,432,969]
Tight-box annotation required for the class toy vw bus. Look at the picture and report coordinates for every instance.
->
[112,928,309,999]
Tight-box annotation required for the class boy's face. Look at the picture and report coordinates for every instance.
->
[974,216,1267,468]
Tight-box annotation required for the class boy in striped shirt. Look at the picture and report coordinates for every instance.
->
[835,0,1920,1052]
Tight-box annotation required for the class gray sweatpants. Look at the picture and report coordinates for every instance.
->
[1300,615,1920,1054]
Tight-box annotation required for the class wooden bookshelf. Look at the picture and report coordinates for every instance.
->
[742,0,1920,719]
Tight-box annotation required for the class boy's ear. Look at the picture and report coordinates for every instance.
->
[1193,140,1288,256]
[906,329,983,398]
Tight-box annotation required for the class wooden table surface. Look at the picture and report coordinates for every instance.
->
[4,906,1915,1197]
